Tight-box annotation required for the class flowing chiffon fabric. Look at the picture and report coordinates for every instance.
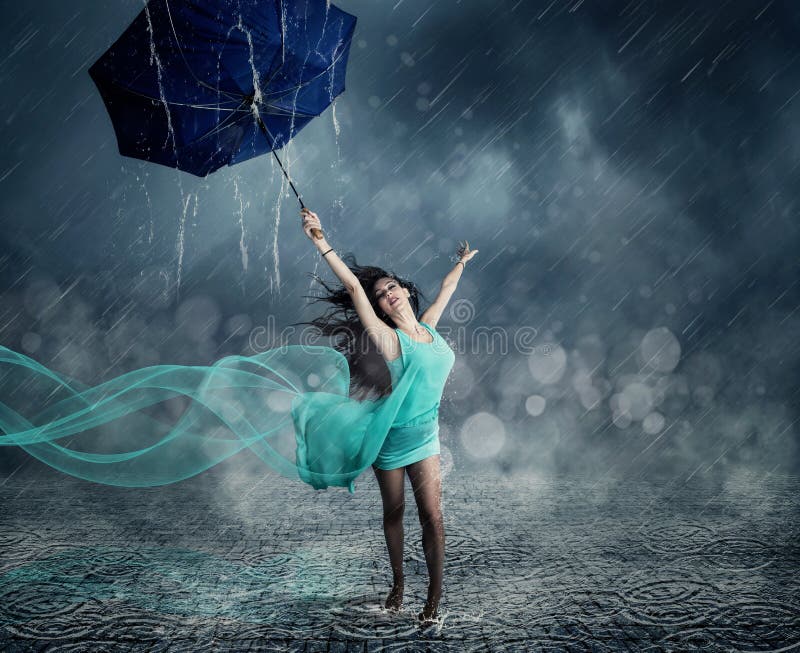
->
[0,344,425,493]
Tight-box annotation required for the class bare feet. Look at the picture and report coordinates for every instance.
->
[418,581,441,623]
[384,580,403,611]
[418,600,438,623]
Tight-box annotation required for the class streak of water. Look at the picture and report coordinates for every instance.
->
[232,179,250,278]
[175,193,191,302]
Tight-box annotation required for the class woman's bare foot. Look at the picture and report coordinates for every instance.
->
[384,579,403,611]
[418,600,438,623]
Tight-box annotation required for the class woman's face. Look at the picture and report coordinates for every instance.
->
[373,276,409,317]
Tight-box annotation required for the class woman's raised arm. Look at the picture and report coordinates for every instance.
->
[301,208,360,292]
[420,240,479,328]
[301,208,398,358]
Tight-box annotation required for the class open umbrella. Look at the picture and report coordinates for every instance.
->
[89,0,357,236]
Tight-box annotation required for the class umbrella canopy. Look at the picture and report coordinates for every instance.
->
[89,0,357,178]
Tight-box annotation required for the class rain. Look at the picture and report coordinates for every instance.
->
[1,0,799,649]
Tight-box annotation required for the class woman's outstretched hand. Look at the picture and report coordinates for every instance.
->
[457,240,479,264]
[301,208,324,240]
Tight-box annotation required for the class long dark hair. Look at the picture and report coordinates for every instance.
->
[293,253,427,400]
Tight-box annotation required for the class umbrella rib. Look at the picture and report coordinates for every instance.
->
[259,43,350,100]
[190,103,249,144]
[156,0,351,111]
[260,0,286,90]
[107,82,249,112]
[259,104,316,118]
[162,0,243,103]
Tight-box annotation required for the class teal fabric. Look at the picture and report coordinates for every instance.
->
[0,322,454,494]
[373,322,455,470]
[373,420,441,471]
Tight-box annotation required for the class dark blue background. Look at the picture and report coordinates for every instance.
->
[1,1,798,479]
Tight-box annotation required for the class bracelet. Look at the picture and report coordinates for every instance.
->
[321,247,334,257]
[457,260,466,269]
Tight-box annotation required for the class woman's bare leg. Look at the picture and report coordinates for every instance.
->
[373,464,406,610]
[406,454,444,621]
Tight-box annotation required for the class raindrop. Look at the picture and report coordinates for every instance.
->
[579,386,602,410]
[640,327,681,373]
[225,314,253,337]
[528,344,567,384]
[643,412,665,434]
[571,369,593,393]
[386,34,398,46]
[525,395,546,416]
[609,392,631,414]
[460,412,505,459]
[620,382,654,420]
[612,410,632,429]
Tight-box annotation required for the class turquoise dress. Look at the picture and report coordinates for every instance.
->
[0,322,455,494]
[374,322,456,470]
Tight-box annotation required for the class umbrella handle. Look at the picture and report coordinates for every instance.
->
[254,113,323,239]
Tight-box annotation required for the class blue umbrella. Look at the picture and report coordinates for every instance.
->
[89,0,356,231]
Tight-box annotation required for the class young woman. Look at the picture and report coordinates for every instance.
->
[299,207,478,623]
[0,208,477,626]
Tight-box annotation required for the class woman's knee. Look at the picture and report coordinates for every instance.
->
[417,503,443,528]
[383,501,405,524]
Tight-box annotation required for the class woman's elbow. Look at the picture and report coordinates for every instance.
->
[345,278,362,295]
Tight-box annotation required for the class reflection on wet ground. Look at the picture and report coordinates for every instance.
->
[1,470,798,650]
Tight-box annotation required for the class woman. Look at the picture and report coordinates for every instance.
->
[299,207,478,623]
[0,209,477,624]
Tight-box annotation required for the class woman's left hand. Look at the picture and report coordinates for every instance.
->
[456,240,479,264]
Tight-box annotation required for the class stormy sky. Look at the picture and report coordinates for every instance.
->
[1,0,798,482]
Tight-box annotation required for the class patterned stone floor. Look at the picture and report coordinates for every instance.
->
[0,467,798,651]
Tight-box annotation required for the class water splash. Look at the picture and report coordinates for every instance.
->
[133,168,155,244]
[240,14,263,106]
[175,193,192,301]
[232,178,250,276]
[143,1,175,153]
[143,0,189,304]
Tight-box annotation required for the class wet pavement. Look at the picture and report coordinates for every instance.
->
[1,468,798,651]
